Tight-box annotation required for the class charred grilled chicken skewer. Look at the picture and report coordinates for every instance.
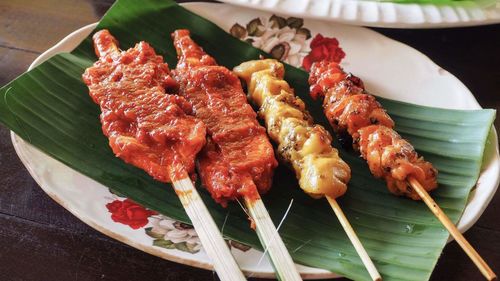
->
[172,30,301,281]
[83,30,246,281]
[309,60,496,281]
[234,59,381,281]
[309,61,437,199]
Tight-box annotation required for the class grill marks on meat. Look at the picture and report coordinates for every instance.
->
[309,60,437,199]
[234,59,350,199]
[309,62,394,144]
[82,30,206,182]
[172,30,277,206]
[358,125,437,200]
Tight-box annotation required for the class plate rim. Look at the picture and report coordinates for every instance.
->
[218,0,500,28]
[10,2,500,279]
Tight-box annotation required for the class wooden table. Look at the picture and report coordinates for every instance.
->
[0,1,498,280]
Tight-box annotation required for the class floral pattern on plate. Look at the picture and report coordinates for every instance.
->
[229,14,345,70]
[106,198,157,229]
[105,194,251,254]
[146,216,202,254]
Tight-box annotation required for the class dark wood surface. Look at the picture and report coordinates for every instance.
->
[0,1,498,280]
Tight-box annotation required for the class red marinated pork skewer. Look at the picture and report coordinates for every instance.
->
[172,30,277,206]
[82,30,246,281]
[309,60,496,281]
[172,29,301,281]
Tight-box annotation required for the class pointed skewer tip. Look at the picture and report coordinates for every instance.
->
[326,196,382,281]
[408,177,496,281]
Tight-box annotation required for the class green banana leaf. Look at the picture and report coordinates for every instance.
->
[0,0,495,280]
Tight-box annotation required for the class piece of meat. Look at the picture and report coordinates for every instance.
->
[234,59,350,199]
[309,60,437,199]
[82,29,206,182]
[172,30,278,206]
[358,125,437,200]
[309,61,394,144]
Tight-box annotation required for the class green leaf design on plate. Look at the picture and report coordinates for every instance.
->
[145,227,165,239]
[229,23,247,39]
[270,43,289,60]
[286,17,303,29]
[270,14,287,29]
[246,18,264,37]
[0,0,495,280]
[296,27,312,40]
[153,238,176,249]
[175,242,201,254]
[153,238,200,254]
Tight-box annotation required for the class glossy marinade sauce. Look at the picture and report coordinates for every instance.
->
[309,60,437,199]
[172,29,278,206]
[82,30,206,182]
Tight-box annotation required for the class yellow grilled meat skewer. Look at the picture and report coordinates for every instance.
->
[234,59,381,281]
[234,59,350,199]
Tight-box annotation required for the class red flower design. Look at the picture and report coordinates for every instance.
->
[302,34,345,71]
[106,199,157,229]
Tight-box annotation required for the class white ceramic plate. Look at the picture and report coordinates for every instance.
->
[219,0,500,28]
[10,2,499,279]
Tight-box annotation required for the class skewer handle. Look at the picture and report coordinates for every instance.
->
[326,196,382,281]
[408,177,496,281]
[173,178,246,281]
[244,195,302,281]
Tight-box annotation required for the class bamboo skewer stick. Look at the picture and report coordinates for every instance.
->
[173,177,247,281]
[92,34,246,281]
[304,58,495,280]
[408,177,497,281]
[170,32,300,280]
[244,193,303,281]
[232,59,380,280]
[326,196,382,281]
